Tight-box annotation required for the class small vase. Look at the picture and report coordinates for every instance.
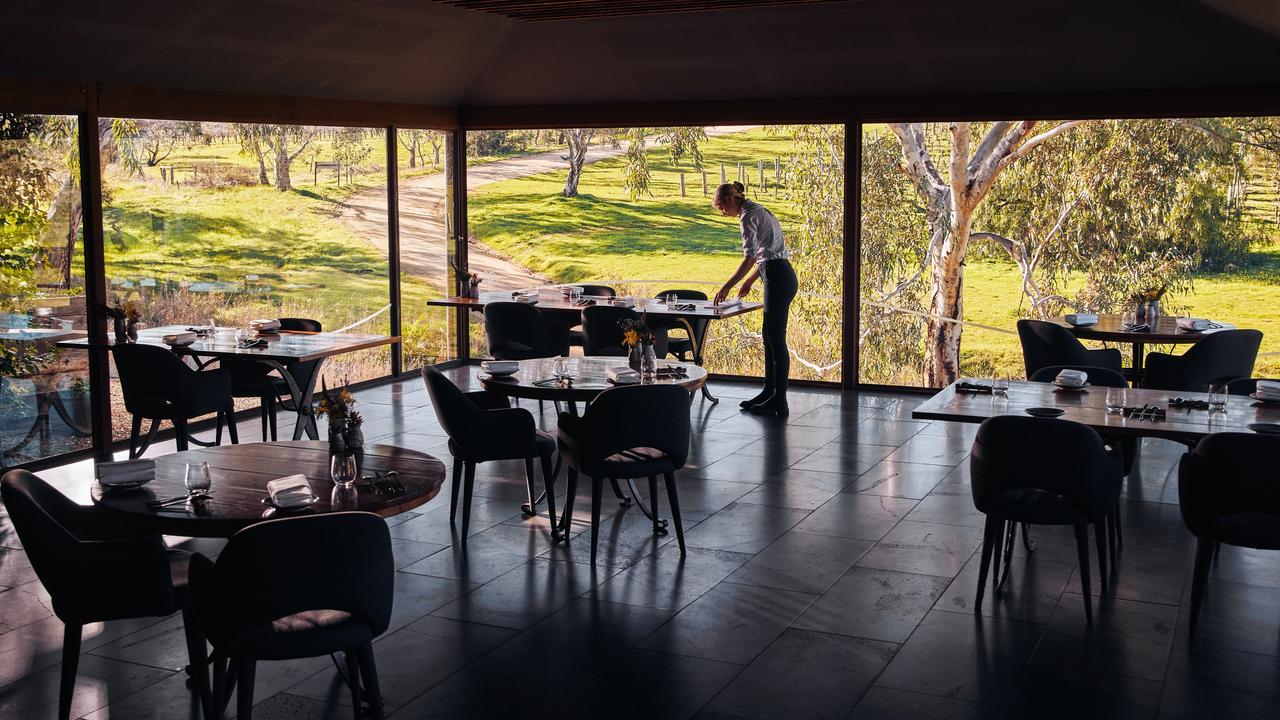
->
[641,344,658,382]
[628,345,642,372]
[466,284,480,299]
[1134,302,1147,321]
[126,320,139,342]
[344,425,365,476]
[328,417,350,456]
[1146,300,1160,321]
[112,318,127,344]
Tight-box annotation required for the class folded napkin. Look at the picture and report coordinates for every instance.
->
[267,474,315,508]
[162,331,197,346]
[714,298,743,309]
[481,360,518,374]
[251,319,281,332]
[1256,380,1280,399]
[609,298,635,309]
[1064,313,1098,326]
[96,459,155,486]
[1176,317,1210,332]
[1055,369,1088,387]
[236,338,267,348]
[607,366,639,384]
[514,293,539,304]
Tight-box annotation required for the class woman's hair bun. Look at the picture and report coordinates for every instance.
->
[732,181,745,194]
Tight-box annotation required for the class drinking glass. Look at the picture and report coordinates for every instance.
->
[184,462,212,495]
[636,296,649,312]
[569,288,583,304]
[330,453,358,487]
[206,318,217,333]
[992,375,1010,396]
[1106,386,1126,414]
[1207,383,1228,414]
[666,293,678,305]
[552,355,570,381]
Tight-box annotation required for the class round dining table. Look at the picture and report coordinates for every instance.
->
[91,441,446,538]
[1054,313,1233,375]
[477,356,708,411]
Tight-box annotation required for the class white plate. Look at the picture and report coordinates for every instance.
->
[1052,381,1091,392]
[1249,392,1280,405]
[480,365,519,377]
[261,494,319,511]
[97,478,151,490]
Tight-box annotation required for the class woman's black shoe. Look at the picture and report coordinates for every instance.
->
[746,403,789,417]
[739,395,769,409]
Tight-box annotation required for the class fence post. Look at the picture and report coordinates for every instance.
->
[758,159,764,189]
[720,164,726,184]
[701,170,707,195]
[679,171,686,197]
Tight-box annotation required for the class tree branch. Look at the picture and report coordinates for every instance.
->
[998,120,1085,171]
[949,122,970,210]
[888,122,947,204]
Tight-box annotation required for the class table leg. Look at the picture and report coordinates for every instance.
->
[679,318,718,404]
[260,359,323,441]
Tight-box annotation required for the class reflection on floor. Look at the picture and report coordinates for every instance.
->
[2,370,1279,719]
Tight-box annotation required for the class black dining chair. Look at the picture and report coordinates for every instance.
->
[189,511,393,720]
[113,343,238,458]
[581,305,639,357]
[567,285,617,350]
[970,415,1123,625]
[421,366,560,540]
[557,384,692,563]
[651,289,709,361]
[1,470,207,720]
[484,301,569,359]
[1179,432,1280,634]
[1017,319,1123,380]
[1142,329,1263,392]
[227,317,324,442]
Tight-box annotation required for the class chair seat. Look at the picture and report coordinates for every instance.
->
[593,446,675,479]
[168,549,193,609]
[239,609,374,660]
[989,488,1090,525]
[1213,513,1280,550]
[447,430,556,462]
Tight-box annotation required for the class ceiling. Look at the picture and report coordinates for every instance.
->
[2,0,1279,108]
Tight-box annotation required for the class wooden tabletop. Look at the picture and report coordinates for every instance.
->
[57,325,399,364]
[91,441,445,538]
[478,357,708,402]
[429,292,763,320]
[912,379,1280,444]
[1052,314,1225,344]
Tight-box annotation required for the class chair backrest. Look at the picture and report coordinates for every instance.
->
[1,470,86,602]
[970,415,1119,519]
[483,301,552,360]
[194,512,393,651]
[1165,330,1264,391]
[1179,432,1280,539]
[578,284,616,298]
[655,289,708,302]
[421,366,482,445]
[1029,364,1128,388]
[279,318,322,332]
[576,384,691,470]
[111,343,195,414]
[581,305,639,356]
[1226,377,1274,396]
[1017,319,1096,380]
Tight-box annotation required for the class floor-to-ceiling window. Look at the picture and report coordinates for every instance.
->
[859,117,1277,388]
[0,113,92,467]
[99,119,392,438]
[396,127,458,370]
[464,124,845,383]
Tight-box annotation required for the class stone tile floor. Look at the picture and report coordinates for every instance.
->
[1,370,1278,719]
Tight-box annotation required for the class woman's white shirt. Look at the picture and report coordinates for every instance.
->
[739,199,788,264]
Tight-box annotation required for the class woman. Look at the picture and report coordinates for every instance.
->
[712,181,798,416]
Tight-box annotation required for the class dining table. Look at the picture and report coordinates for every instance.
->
[57,325,399,441]
[912,378,1280,445]
[428,290,759,403]
[1052,313,1237,376]
[90,441,446,538]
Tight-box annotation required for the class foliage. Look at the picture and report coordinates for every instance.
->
[659,127,708,170]
[621,127,652,200]
[620,317,654,347]
[333,127,373,173]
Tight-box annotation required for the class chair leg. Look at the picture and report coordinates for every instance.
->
[174,417,190,452]
[610,477,630,505]
[211,652,229,720]
[1113,507,1123,549]
[996,520,1016,595]
[235,656,256,720]
[181,609,211,720]
[1189,537,1215,635]
[562,466,579,544]
[590,475,603,564]
[267,395,278,441]
[662,471,686,555]
[214,411,223,447]
[58,623,81,720]
[259,397,270,442]
[540,452,560,542]
[523,457,538,518]
[648,475,661,535]
[460,461,476,541]
[1094,520,1109,593]
[1107,511,1118,566]
[1074,522,1093,626]
[129,414,144,459]
[345,649,362,720]
[356,643,385,720]
[990,518,1006,598]
[226,410,238,445]
[975,516,999,610]
[1020,522,1035,552]
[449,456,462,526]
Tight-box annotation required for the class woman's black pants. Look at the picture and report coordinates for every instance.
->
[759,259,798,403]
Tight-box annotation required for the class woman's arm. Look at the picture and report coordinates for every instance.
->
[715,256,755,304]
[737,264,761,298]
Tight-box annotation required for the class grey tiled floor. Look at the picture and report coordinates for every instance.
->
[2,370,1279,719]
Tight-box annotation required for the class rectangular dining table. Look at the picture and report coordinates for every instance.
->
[912,379,1280,444]
[428,291,763,402]
[57,325,399,440]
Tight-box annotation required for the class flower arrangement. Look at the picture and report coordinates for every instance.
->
[317,376,362,427]
[1132,285,1166,304]
[465,271,482,297]
[620,318,654,348]
[104,301,141,323]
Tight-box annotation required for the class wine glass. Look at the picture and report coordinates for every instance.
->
[330,454,358,487]
[184,462,212,496]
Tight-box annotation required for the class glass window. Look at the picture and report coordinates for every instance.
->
[0,113,92,466]
[464,125,844,383]
[100,120,391,439]
[859,118,1276,388]
[397,128,458,369]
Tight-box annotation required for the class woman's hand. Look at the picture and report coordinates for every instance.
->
[713,285,731,305]
[737,277,755,298]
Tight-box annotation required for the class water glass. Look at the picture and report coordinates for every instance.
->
[1207,383,1228,414]
[666,293,678,305]
[330,453,358,487]
[1106,386,1126,414]
[552,355,570,380]
[636,296,649,312]
[569,288,583,303]
[992,376,1010,396]
[1122,311,1137,328]
[184,462,212,495]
